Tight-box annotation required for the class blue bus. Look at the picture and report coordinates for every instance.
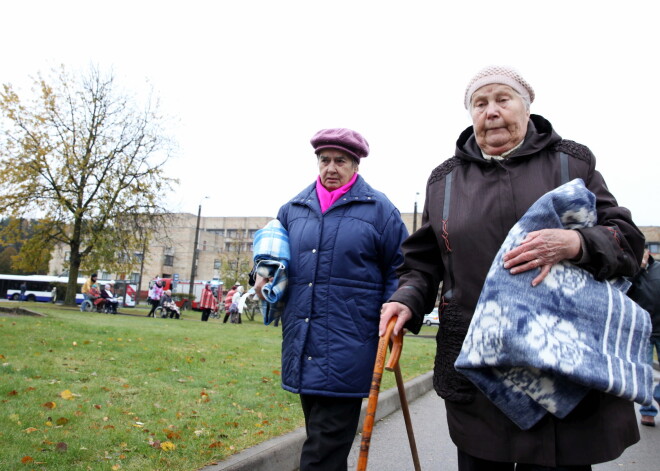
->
[0,274,86,303]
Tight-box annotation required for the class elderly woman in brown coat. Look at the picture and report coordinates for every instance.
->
[380,65,645,471]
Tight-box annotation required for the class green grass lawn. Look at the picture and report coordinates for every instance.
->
[0,302,437,471]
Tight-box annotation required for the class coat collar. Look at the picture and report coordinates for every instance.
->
[455,114,562,164]
[289,174,377,213]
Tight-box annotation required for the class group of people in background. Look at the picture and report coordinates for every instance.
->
[199,282,250,323]
[81,273,118,314]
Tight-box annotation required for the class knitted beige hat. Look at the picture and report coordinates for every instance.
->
[464,65,535,109]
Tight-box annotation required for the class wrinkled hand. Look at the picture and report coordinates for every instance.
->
[379,302,412,337]
[502,229,581,287]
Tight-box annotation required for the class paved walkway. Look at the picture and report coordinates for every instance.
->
[347,383,660,470]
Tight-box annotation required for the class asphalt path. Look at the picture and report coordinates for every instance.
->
[348,370,660,471]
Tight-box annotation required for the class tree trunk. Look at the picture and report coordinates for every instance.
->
[64,219,84,305]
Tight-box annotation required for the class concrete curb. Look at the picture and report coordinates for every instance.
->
[202,371,434,471]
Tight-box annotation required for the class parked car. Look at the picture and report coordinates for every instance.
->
[423,307,439,326]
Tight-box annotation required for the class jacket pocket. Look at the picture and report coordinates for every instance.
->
[434,300,477,403]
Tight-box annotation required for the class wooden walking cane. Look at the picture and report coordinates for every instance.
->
[357,316,421,471]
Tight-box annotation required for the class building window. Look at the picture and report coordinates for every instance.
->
[130,273,140,283]
[164,255,174,266]
[214,259,221,269]
[134,252,143,262]
[227,229,238,238]
[248,229,258,238]
[202,240,207,251]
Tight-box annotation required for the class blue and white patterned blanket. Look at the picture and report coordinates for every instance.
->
[455,179,653,430]
[252,219,289,325]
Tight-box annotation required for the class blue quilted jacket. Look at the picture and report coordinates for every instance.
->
[277,175,408,397]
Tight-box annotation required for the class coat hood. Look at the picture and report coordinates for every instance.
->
[455,114,562,163]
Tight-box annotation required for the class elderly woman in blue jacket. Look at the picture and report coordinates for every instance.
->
[276,128,408,470]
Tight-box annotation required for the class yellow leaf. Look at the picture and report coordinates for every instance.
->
[160,441,176,451]
[60,390,74,400]
[24,427,39,433]
[112,465,121,470]
[42,401,56,409]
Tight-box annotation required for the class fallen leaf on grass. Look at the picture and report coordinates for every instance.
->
[160,441,176,451]
[56,442,68,452]
[60,390,75,400]
[24,427,39,433]
[112,465,121,470]
[7,389,18,396]
[21,456,33,463]
[208,441,223,448]
[56,417,69,425]
[42,401,56,409]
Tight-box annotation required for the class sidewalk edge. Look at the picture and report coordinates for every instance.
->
[202,370,434,471]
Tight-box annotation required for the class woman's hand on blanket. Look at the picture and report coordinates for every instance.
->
[502,229,582,286]
[379,302,412,337]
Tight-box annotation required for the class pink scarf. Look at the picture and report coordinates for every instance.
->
[316,173,358,213]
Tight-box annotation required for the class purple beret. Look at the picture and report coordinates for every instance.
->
[310,128,369,162]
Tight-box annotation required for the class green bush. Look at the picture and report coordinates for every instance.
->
[171,292,191,301]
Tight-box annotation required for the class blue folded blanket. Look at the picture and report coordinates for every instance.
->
[455,179,653,430]
[252,219,289,325]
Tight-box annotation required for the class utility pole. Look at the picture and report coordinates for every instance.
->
[413,192,420,232]
[188,203,203,307]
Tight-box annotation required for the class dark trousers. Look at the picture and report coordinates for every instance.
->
[147,298,158,316]
[201,308,211,322]
[222,310,230,323]
[458,450,592,471]
[299,394,362,471]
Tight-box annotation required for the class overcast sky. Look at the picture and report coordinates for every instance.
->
[2,1,658,225]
